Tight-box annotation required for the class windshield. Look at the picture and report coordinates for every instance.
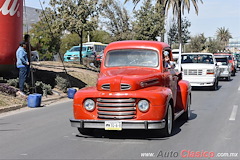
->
[181,54,214,64]
[69,46,87,52]
[215,58,228,65]
[215,55,232,60]
[105,49,159,67]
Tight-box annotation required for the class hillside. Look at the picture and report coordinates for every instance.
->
[23,6,41,33]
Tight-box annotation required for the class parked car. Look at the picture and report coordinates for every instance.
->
[70,40,192,137]
[64,46,95,62]
[181,53,220,90]
[215,56,231,81]
[214,53,236,76]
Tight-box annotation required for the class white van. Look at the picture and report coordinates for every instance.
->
[172,49,179,61]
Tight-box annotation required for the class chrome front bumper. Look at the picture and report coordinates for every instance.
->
[70,119,166,130]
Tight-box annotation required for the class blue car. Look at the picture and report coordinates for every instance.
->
[64,46,95,62]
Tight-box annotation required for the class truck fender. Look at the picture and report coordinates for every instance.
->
[176,80,191,111]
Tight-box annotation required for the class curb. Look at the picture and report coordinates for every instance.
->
[0,104,25,113]
[0,95,68,114]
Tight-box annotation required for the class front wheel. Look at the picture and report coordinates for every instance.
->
[211,79,218,91]
[162,103,173,137]
[227,76,231,81]
[182,94,191,120]
[231,70,236,76]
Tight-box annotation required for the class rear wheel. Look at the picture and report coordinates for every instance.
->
[162,103,173,137]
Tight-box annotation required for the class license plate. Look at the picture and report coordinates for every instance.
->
[105,121,122,130]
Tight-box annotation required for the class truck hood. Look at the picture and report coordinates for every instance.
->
[181,63,216,70]
[97,68,163,91]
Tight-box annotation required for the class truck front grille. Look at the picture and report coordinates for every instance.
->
[97,98,136,119]
[220,68,225,72]
[184,69,203,75]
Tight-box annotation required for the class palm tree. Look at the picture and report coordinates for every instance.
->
[216,27,232,49]
[166,0,203,46]
[125,0,169,41]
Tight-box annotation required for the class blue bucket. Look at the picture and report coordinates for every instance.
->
[28,94,42,108]
[67,88,77,99]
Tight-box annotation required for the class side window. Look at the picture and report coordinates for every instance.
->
[96,45,100,52]
[163,50,175,70]
[163,50,170,69]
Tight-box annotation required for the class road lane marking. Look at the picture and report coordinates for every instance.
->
[229,105,238,121]
[20,153,28,156]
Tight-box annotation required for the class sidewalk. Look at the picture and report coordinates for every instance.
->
[0,91,68,114]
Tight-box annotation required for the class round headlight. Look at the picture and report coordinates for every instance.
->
[84,99,95,111]
[138,100,149,112]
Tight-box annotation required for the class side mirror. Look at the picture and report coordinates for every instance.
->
[217,62,222,66]
[169,61,176,69]
[177,72,182,80]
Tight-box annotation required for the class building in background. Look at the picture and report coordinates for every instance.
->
[226,39,240,53]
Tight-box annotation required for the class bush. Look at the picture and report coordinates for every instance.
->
[0,83,18,96]
[7,78,19,88]
[7,78,53,96]
[35,81,53,97]
[55,75,70,93]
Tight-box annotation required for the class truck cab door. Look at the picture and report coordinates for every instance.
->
[163,50,178,106]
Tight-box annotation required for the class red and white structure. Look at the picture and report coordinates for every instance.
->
[0,0,23,72]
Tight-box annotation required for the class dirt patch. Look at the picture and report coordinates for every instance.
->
[0,93,26,107]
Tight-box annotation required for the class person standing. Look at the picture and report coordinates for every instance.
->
[23,34,38,63]
[16,41,29,94]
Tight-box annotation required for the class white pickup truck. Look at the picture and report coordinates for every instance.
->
[215,56,231,81]
[181,53,220,90]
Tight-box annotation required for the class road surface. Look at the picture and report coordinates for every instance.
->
[0,76,239,160]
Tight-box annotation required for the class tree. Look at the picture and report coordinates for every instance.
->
[189,33,206,52]
[48,0,99,64]
[166,0,203,47]
[60,33,82,56]
[207,37,223,53]
[125,0,169,42]
[89,30,112,44]
[133,0,165,40]
[101,0,133,41]
[29,9,62,60]
[216,27,232,49]
[167,17,191,45]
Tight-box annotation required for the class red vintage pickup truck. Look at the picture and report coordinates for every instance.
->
[70,40,191,137]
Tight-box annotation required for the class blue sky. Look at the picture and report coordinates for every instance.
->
[25,0,240,39]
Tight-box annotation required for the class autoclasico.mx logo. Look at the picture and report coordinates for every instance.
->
[140,150,238,159]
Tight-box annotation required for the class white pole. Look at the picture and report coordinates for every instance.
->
[178,43,182,72]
